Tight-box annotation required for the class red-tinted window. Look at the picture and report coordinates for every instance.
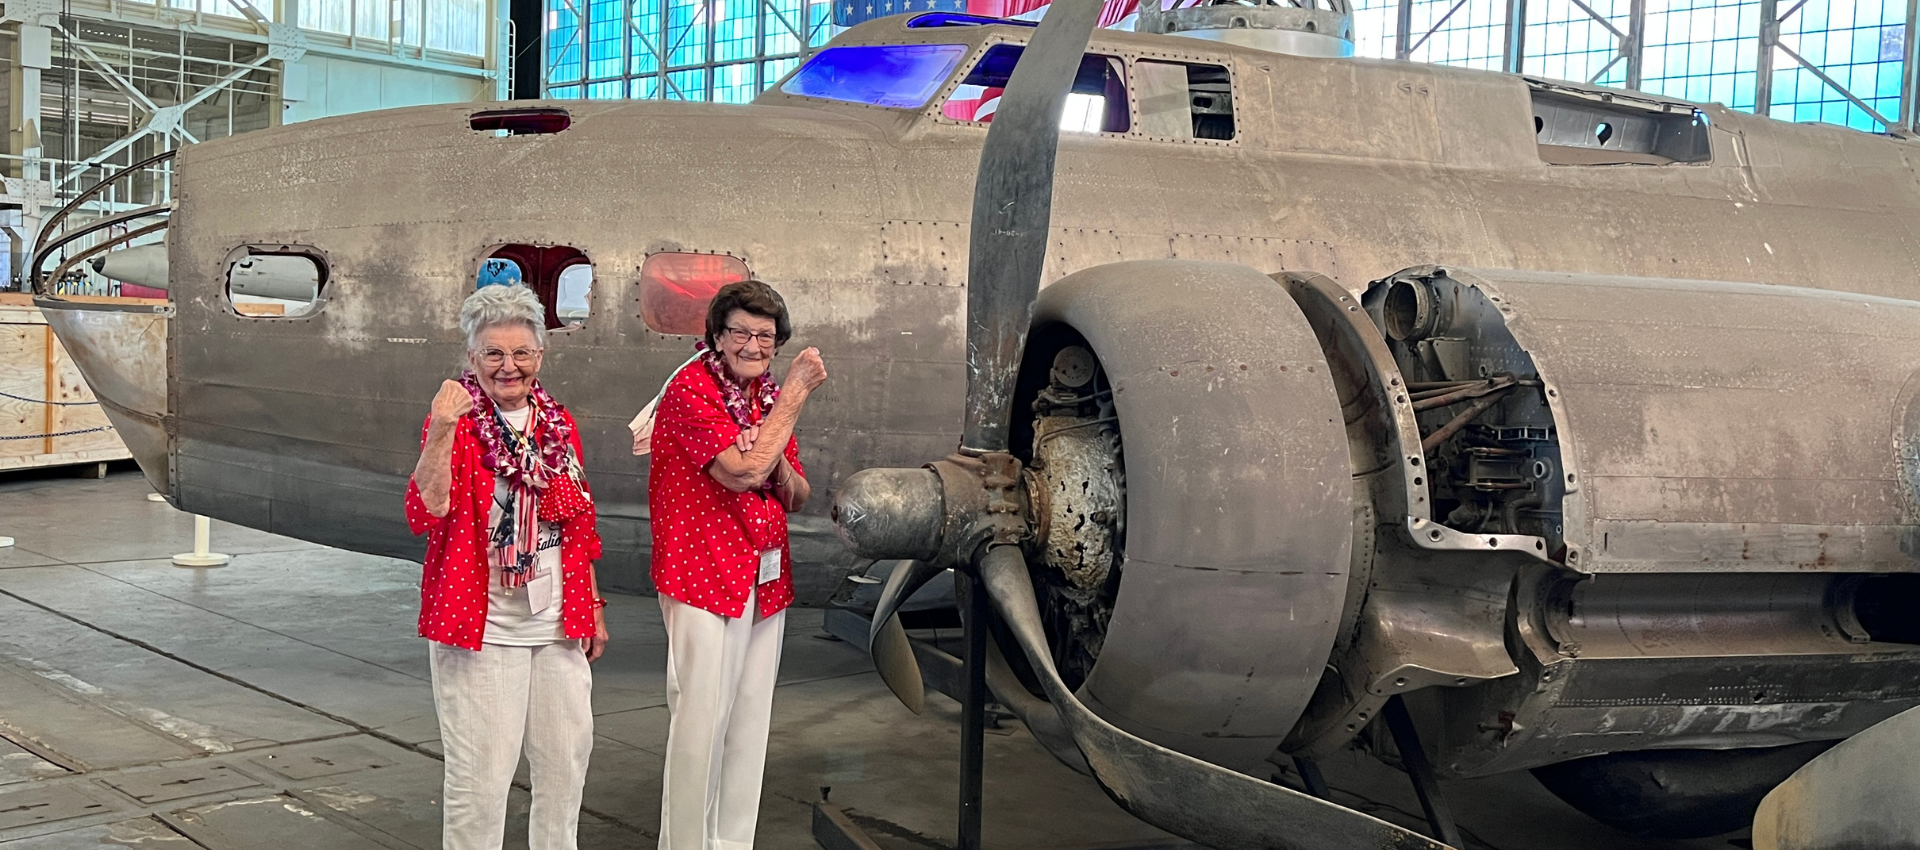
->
[639,253,751,336]
[470,107,571,135]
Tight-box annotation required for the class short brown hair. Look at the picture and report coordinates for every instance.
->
[705,280,793,351]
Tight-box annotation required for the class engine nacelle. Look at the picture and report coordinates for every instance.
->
[1282,265,1920,784]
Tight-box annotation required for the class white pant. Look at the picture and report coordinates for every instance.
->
[429,640,594,850]
[658,590,786,850]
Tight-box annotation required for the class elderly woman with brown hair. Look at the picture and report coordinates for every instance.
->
[647,279,827,849]
[405,283,610,850]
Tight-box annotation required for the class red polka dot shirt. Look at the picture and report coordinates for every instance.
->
[649,362,801,620]
[404,409,603,650]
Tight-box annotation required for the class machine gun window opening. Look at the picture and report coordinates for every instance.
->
[1133,60,1235,141]
[480,245,591,331]
[940,44,1131,134]
[223,250,327,318]
[1530,85,1711,166]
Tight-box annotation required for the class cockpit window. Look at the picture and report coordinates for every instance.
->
[941,45,1129,134]
[779,44,970,109]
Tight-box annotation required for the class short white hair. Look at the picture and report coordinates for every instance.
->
[461,285,547,350]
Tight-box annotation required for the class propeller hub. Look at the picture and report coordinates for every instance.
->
[831,467,944,562]
[831,453,1030,569]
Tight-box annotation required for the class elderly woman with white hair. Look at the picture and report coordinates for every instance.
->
[405,284,609,850]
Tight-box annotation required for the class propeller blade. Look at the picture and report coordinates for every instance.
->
[975,544,1454,850]
[985,635,1091,776]
[869,559,947,645]
[870,611,927,715]
[864,560,946,714]
[961,0,1106,453]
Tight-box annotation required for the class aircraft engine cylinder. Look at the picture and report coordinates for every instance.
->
[1027,344,1124,593]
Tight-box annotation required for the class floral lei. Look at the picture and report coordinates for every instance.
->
[458,371,575,491]
[458,371,579,585]
[699,344,780,489]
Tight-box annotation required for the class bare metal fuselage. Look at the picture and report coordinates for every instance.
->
[40,17,1920,812]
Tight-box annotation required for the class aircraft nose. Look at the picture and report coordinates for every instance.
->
[39,300,173,495]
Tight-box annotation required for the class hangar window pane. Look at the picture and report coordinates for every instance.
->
[226,252,326,318]
[484,245,591,330]
[940,45,1130,134]
[1134,60,1234,140]
[640,253,752,336]
[667,68,709,101]
[763,56,801,87]
[714,63,758,103]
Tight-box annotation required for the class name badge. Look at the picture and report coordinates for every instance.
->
[758,548,782,585]
[527,571,555,615]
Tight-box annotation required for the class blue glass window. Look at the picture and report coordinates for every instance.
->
[780,43,968,107]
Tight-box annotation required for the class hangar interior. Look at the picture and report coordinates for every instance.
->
[0,0,1915,846]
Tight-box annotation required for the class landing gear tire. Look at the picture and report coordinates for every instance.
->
[1531,742,1835,839]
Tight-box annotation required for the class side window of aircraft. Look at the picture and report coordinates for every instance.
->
[555,265,592,328]
[481,245,591,330]
[779,43,971,109]
[1133,60,1235,141]
[639,252,752,336]
[941,45,1130,134]
[225,250,326,318]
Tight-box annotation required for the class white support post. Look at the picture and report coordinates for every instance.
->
[173,514,231,567]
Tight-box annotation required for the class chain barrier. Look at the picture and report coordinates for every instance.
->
[0,390,102,407]
[0,426,114,440]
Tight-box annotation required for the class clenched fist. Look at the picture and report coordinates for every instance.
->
[430,379,475,427]
[786,347,828,393]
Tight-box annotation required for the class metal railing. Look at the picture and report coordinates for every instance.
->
[30,149,177,297]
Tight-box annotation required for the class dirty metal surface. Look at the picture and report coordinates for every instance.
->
[1443,268,1920,574]
[99,763,264,805]
[0,783,119,830]
[0,737,71,788]
[162,793,412,850]
[248,740,395,781]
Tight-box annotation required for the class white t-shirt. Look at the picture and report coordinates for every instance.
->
[483,405,567,646]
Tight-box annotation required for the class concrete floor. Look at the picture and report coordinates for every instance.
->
[0,469,1752,850]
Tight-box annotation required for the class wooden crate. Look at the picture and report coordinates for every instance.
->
[0,293,137,472]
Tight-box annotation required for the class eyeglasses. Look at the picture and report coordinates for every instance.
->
[477,347,543,367]
[722,327,778,348]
